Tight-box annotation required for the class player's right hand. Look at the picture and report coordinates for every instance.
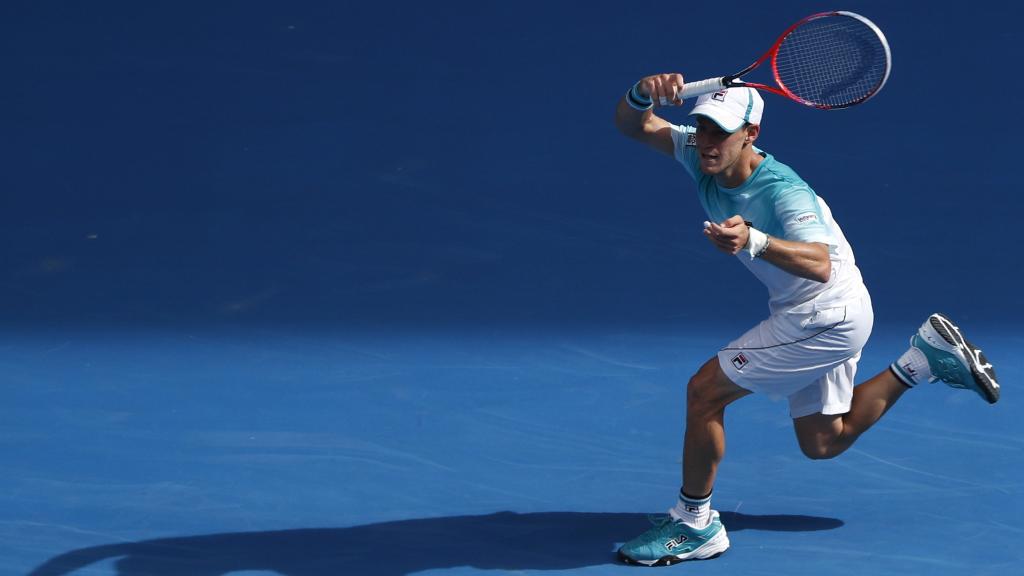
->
[636,74,686,107]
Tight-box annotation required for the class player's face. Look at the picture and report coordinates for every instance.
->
[694,116,748,177]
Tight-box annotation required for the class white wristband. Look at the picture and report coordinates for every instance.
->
[746,227,770,259]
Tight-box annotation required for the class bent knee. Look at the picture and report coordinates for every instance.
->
[793,413,846,460]
[798,442,840,460]
[686,374,713,405]
[686,374,723,414]
[686,365,749,418]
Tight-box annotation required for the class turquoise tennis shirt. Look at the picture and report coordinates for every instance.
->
[671,124,867,313]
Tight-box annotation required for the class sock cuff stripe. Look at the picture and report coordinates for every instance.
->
[890,362,916,388]
[679,489,712,504]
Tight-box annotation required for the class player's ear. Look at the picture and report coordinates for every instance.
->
[744,124,760,144]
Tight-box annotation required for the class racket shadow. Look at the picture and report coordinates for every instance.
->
[28,511,843,576]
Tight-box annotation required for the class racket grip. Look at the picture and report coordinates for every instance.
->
[680,77,727,99]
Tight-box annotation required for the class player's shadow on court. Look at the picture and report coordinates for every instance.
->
[29,511,842,576]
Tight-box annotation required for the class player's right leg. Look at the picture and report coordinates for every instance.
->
[618,510,731,567]
[618,357,748,566]
[891,312,999,404]
[682,357,752,499]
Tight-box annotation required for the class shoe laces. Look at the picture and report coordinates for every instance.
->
[646,514,674,527]
[636,514,682,540]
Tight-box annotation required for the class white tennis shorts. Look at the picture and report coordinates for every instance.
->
[718,291,874,418]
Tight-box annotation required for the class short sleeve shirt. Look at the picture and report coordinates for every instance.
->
[670,124,867,312]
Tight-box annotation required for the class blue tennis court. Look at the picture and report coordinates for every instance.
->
[3,1,1022,575]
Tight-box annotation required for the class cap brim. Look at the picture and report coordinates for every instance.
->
[689,107,744,133]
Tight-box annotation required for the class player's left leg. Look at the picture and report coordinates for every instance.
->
[792,368,907,459]
[793,312,1000,459]
[892,312,999,403]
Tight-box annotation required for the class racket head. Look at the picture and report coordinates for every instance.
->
[767,11,892,109]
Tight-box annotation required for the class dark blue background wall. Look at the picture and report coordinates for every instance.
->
[2,1,1018,329]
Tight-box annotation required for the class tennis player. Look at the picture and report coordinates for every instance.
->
[613,73,1000,566]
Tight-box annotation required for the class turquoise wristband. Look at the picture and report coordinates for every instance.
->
[626,82,653,111]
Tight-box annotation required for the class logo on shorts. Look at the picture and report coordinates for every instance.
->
[665,535,689,551]
[686,133,697,146]
[731,352,749,370]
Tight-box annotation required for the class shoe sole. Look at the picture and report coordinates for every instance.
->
[618,528,730,567]
[929,313,1000,404]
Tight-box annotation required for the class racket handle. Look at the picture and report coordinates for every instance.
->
[680,77,727,99]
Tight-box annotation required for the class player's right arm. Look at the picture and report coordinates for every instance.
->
[614,73,686,157]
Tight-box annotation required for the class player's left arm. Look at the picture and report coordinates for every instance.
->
[704,216,831,282]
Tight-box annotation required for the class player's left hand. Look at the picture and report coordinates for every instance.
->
[703,215,750,255]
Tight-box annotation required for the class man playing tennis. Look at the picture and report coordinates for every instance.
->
[613,73,1000,566]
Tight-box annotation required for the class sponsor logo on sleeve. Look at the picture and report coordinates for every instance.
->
[731,352,749,370]
[794,212,819,225]
[686,133,697,147]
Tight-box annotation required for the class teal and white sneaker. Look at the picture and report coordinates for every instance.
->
[618,511,729,566]
[892,312,1000,404]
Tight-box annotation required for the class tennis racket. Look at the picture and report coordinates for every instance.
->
[680,11,891,109]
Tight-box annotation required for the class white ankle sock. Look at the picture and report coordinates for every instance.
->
[894,346,933,386]
[671,491,711,528]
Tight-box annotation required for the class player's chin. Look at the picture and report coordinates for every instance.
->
[698,161,722,175]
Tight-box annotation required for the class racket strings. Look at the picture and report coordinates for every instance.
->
[774,15,889,108]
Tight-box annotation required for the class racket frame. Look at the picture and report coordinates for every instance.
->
[679,11,892,110]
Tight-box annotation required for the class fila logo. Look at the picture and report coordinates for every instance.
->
[686,133,697,147]
[685,505,700,513]
[903,363,917,377]
[731,353,749,370]
[711,90,727,102]
[665,535,689,551]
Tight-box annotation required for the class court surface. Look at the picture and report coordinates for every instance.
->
[5,324,1022,576]
[3,1,1023,574]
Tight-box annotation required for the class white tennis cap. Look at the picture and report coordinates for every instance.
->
[689,87,764,133]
